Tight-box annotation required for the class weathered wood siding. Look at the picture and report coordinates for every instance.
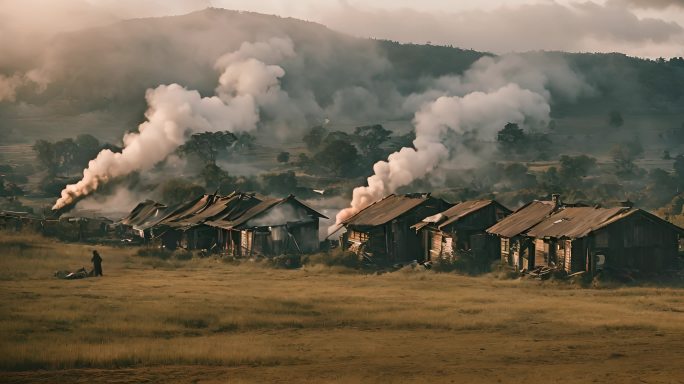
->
[590,214,679,273]
[288,220,319,254]
[535,238,548,268]
[428,230,443,261]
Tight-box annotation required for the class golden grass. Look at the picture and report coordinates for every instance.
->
[1,231,683,383]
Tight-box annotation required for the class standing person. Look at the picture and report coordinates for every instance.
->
[91,250,103,277]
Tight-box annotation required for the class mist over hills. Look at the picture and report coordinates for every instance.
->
[1,8,683,145]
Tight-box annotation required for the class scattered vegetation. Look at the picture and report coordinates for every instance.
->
[136,247,193,261]
[1,233,683,382]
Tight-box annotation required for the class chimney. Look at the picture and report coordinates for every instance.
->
[551,193,562,208]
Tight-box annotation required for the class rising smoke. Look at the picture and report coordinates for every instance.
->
[331,53,592,229]
[52,37,295,210]
[333,84,551,227]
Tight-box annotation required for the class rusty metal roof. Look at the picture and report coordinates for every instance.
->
[168,193,259,228]
[119,200,168,230]
[437,200,510,229]
[204,194,327,230]
[342,193,445,227]
[589,208,684,236]
[156,195,214,228]
[526,206,628,238]
[486,200,556,238]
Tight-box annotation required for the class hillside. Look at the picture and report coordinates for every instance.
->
[1,8,683,144]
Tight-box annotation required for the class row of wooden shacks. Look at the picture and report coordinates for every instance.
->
[116,191,683,276]
[340,193,683,275]
[120,192,327,256]
[0,210,113,240]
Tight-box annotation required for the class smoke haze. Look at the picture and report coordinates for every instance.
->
[53,37,295,210]
[332,51,595,229]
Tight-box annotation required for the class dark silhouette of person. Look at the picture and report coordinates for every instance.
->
[91,250,103,277]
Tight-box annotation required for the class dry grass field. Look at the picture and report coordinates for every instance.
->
[1,232,683,383]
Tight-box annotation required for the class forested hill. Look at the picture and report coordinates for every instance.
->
[1,8,683,143]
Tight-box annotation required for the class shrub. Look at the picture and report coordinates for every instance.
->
[174,250,193,261]
[429,252,496,275]
[304,249,361,269]
[136,248,172,260]
[268,254,301,269]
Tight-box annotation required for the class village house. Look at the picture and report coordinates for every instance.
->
[122,192,327,254]
[524,206,684,275]
[119,200,169,240]
[0,210,42,232]
[152,193,240,250]
[340,193,451,263]
[412,200,511,262]
[204,194,327,257]
[487,196,562,270]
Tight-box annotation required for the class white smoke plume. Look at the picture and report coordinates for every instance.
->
[53,37,294,210]
[333,83,551,229]
[331,53,591,230]
[0,73,23,102]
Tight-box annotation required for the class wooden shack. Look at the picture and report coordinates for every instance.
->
[487,199,559,270]
[205,194,327,257]
[525,207,683,275]
[119,200,169,240]
[340,193,451,263]
[413,200,511,262]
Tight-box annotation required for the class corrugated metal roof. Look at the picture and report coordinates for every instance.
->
[119,200,168,230]
[170,194,251,228]
[437,200,510,229]
[204,194,327,230]
[589,208,684,236]
[526,206,627,238]
[342,193,443,227]
[486,200,556,238]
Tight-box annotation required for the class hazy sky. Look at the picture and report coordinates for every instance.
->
[1,0,684,59]
[211,0,684,58]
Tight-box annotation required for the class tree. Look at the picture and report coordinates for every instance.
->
[178,131,236,165]
[558,155,596,181]
[233,132,256,151]
[609,110,624,128]
[276,151,290,163]
[160,179,206,205]
[611,144,638,177]
[313,139,360,177]
[643,168,678,208]
[200,163,231,189]
[392,131,416,151]
[52,139,78,171]
[497,123,526,153]
[502,163,536,189]
[353,124,391,154]
[33,140,58,174]
[540,166,562,191]
[663,150,672,160]
[74,134,101,167]
[0,178,24,197]
[262,171,297,195]
[303,126,327,151]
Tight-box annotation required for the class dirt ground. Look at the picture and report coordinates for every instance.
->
[1,236,683,383]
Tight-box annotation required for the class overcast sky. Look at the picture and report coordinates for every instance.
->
[2,0,684,58]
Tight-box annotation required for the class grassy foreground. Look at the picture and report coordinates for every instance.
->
[1,232,683,383]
